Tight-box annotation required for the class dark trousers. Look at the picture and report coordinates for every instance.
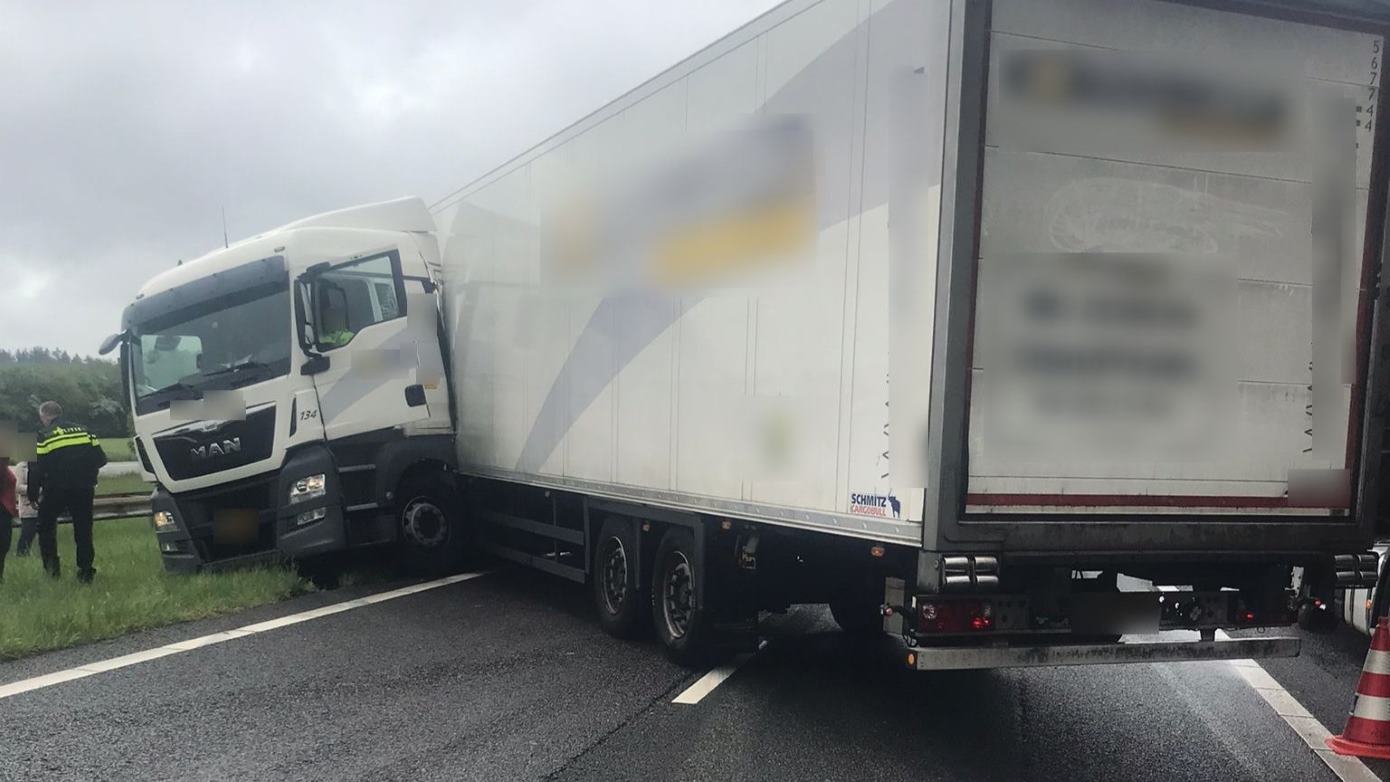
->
[0,510,11,580]
[37,487,95,577]
[16,515,36,555]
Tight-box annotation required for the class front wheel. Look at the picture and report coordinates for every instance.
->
[395,475,468,576]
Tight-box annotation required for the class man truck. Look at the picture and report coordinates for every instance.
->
[105,0,1390,668]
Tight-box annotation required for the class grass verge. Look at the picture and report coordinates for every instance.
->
[0,516,309,660]
[100,437,135,462]
[96,472,152,496]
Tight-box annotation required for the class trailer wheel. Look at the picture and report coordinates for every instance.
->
[829,597,884,638]
[1297,598,1339,633]
[652,527,712,666]
[395,475,467,576]
[593,518,649,638]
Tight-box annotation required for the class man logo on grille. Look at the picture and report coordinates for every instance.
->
[190,437,242,461]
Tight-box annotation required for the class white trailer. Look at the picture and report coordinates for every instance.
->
[112,0,1390,668]
[426,0,1389,665]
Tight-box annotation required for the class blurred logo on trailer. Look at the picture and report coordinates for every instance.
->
[542,114,817,291]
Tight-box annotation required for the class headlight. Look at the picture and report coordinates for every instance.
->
[153,511,177,531]
[289,473,327,504]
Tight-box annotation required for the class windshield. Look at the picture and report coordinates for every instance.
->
[129,280,291,414]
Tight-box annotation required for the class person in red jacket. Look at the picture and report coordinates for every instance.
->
[0,455,17,583]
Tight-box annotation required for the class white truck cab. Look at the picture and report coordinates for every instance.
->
[105,198,461,571]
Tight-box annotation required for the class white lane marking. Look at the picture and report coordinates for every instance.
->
[1219,631,1379,782]
[0,571,487,702]
[672,654,755,705]
[1152,662,1268,782]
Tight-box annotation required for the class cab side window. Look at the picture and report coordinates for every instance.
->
[312,252,405,350]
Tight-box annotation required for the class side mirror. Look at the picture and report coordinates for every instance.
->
[98,332,124,356]
[300,355,330,376]
[293,280,319,355]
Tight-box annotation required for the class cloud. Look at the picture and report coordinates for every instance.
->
[0,0,777,355]
[12,266,50,301]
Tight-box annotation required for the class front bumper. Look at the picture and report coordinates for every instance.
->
[905,634,1300,670]
[154,445,346,573]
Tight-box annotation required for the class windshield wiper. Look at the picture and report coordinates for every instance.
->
[202,360,270,379]
[147,381,203,399]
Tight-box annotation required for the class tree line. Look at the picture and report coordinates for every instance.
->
[0,347,114,366]
[0,348,130,437]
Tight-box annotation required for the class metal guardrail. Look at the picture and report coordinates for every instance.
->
[94,492,152,521]
[8,492,152,527]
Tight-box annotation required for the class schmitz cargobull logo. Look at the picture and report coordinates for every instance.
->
[850,492,900,519]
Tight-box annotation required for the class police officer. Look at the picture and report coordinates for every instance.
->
[27,401,107,583]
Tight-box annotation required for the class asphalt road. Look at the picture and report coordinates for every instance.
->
[0,568,1383,782]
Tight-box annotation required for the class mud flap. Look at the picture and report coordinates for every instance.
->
[700,519,760,654]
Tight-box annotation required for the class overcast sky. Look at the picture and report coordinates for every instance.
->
[0,0,778,355]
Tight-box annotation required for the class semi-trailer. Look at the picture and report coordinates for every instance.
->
[107,0,1390,667]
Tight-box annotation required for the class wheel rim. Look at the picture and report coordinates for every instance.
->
[600,537,629,616]
[661,552,694,640]
[402,497,448,548]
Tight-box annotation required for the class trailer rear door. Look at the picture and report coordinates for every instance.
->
[962,0,1387,519]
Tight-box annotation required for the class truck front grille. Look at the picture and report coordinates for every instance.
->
[153,406,277,480]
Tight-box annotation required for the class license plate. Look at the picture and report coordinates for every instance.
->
[212,509,259,546]
[1070,592,1161,635]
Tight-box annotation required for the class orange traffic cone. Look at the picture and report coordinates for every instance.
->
[1328,616,1390,759]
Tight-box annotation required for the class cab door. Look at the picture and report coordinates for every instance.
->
[299,248,429,441]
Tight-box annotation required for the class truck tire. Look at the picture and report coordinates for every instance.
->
[297,556,343,590]
[1297,598,1339,633]
[651,527,712,666]
[593,517,649,638]
[829,597,884,638]
[395,475,468,576]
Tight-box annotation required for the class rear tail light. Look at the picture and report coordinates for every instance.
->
[970,604,994,630]
[918,599,994,633]
[1233,595,1297,627]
